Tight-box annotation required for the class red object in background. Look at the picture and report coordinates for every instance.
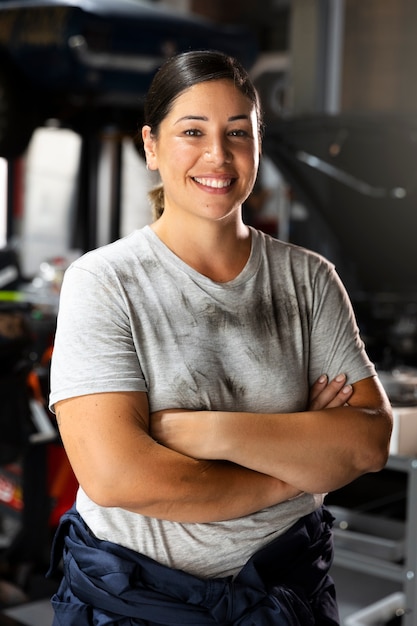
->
[27,353,78,527]
[48,443,78,528]
[0,463,23,516]
[0,447,78,527]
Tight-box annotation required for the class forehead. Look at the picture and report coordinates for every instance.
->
[168,79,256,120]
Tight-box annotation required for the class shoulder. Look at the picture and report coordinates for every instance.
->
[252,227,335,276]
[74,229,146,271]
[64,229,153,288]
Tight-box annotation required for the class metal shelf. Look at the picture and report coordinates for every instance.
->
[333,549,404,582]
[332,454,417,625]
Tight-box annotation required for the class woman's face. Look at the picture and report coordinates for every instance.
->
[142,79,260,223]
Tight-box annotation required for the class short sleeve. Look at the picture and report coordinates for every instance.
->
[49,260,147,411]
[308,260,376,385]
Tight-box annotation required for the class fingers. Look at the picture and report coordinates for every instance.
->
[309,374,329,403]
[309,374,353,410]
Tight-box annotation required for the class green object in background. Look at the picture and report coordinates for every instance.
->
[0,291,25,301]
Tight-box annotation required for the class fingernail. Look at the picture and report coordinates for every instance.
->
[336,374,346,382]
[342,384,352,394]
[318,375,327,383]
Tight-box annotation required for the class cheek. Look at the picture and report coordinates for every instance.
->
[164,143,198,171]
[243,152,259,184]
[239,140,259,168]
[157,153,196,190]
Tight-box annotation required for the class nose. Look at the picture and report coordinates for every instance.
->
[203,135,232,165]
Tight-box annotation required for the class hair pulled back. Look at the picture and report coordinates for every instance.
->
[143,50,262,219]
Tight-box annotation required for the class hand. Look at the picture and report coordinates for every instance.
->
[308,374,353,410]
[151,409,202,455]
[151,374,353,455]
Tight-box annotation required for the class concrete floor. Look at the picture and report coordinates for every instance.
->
[2,600,53,626]
[332,565,402,623]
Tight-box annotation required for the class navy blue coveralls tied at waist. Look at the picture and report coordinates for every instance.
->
[47,505,340,626]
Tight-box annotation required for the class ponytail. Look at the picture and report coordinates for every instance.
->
[148,183,164,220]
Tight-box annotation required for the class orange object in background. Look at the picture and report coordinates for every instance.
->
[48,444,78,528]
[27,350,78,528]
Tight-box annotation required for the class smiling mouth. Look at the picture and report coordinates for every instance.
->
[193,177,234,189]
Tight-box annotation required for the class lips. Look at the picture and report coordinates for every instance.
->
[193,176,234,189]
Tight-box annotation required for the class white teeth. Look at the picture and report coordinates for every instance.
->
[194,177,232,188]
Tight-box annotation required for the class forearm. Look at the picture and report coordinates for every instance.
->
[85,439,301,523]
[152,377,392,495]
[214,405,391,493]
[134,452,300,522]
[56,393,301,524]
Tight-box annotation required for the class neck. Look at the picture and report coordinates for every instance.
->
[150,212,251,282]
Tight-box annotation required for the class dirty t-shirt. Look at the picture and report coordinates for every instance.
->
[49,225,375,578]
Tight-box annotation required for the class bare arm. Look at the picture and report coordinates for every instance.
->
[151,375,393,494]
[56,374,356,523]
[55,391,299,524]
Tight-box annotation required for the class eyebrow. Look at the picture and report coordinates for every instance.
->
[174,114,250,124]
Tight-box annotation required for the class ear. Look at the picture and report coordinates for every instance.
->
[142,125,158,170]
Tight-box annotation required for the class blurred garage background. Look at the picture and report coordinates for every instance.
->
[0,1,417,624]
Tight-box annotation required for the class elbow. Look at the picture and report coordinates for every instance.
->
[77,468,133,509]
[360,443,390,474]
[79,481,119,508]
[354,409,393,474]
[79,472,155,512]
[82,483,138,510]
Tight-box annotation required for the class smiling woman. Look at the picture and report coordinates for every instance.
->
[48,50,392,626]
[142,78,259,268]
[140,52,262,282]
[142,50,263,223]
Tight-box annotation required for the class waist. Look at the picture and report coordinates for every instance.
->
[48,503,338,626]
[76,487,324,578]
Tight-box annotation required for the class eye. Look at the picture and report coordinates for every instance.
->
[229,129,250,138]
[184,129,203,136]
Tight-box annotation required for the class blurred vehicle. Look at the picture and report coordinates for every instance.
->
[263,112,417,369]
[0,0,257,158]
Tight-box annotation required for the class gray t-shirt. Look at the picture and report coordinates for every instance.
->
[50,225,375,578]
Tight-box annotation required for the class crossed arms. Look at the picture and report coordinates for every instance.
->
[55,373,392,523]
